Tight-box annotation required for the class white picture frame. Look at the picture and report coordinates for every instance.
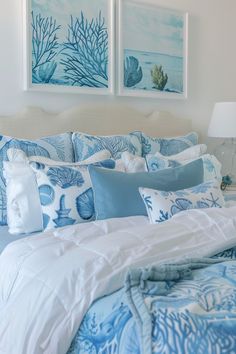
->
[117,0,188,99]
[23,0,115,95]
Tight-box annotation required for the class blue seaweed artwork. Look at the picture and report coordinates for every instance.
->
[53,195,76,227]
[31,12,60,84]
[31,0,109,88]
[122,2,186,95]
[61,12,108,88]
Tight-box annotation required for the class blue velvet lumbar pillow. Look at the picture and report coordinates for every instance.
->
[89,158,204,221]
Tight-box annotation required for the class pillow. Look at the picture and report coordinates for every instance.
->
[4,162,43,234]
[0,133,73,226]
[119,151,147,172]
[4,153,125,234]
[72,132,142,161]
[89,158,204,221]
[7,148,112,166]
[146,154,222,182]
[117,148,207,173]
[146,144,207,170]
[140,132,198,157]
[139,180,224,224]
[32,161,118,230]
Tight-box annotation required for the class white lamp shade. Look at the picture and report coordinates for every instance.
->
[208,102,236,138]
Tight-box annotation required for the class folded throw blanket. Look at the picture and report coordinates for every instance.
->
[125,258,231,354]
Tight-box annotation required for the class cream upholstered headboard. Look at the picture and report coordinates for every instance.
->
[0,104,192,140]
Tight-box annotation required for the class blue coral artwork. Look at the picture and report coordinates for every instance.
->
[25,0,114,94]
[118,0,188,99]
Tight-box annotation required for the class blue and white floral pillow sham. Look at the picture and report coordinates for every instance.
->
[139,132,198,157]
[0,133,73,226]
[139,180,225,224]
[72,132,142,161]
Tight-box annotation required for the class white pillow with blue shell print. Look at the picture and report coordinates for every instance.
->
[139,179,225,224]
[4,149,125,235]
[145,144,207,170]
[146,153,222,182]
[119,144,208,173]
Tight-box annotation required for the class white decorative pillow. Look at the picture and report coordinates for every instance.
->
[4,162,42,234]
[7,148,112,166]
[4,150,125,234]
[139,180,225,224]
[119,151,147,172]
[146,144,207,171]
[32,164,94,230]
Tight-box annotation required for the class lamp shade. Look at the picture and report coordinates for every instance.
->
[208,102,236,138]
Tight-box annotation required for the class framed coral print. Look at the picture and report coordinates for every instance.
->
[117,0,188,99]
[23,0,114,95]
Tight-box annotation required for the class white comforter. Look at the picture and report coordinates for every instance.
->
[0,207,236,354]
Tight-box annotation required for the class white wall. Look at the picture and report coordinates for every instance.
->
[1,0,236,146]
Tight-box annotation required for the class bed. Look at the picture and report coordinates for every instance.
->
[0,104,236,354]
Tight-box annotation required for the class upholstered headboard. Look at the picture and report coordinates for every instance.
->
[0,104,192,140]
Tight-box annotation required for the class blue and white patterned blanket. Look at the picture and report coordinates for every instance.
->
[68,248,236,354]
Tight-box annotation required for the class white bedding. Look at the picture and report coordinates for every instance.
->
[0,207,236,354]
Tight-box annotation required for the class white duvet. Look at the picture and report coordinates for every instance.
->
[0,207,236,354]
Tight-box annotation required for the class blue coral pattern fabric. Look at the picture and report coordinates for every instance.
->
[72,132,142,161]
[139,132,198,157]
[0,133,73,225]
[67,248,236,354]
[139,180,224,224]
[32,159,118,230]
[146,154,222,184]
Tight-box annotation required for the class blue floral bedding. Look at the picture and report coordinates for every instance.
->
[68,247,236,354]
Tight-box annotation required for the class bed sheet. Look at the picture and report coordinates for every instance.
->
[0,226,31,254]
[68,247,236,354]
